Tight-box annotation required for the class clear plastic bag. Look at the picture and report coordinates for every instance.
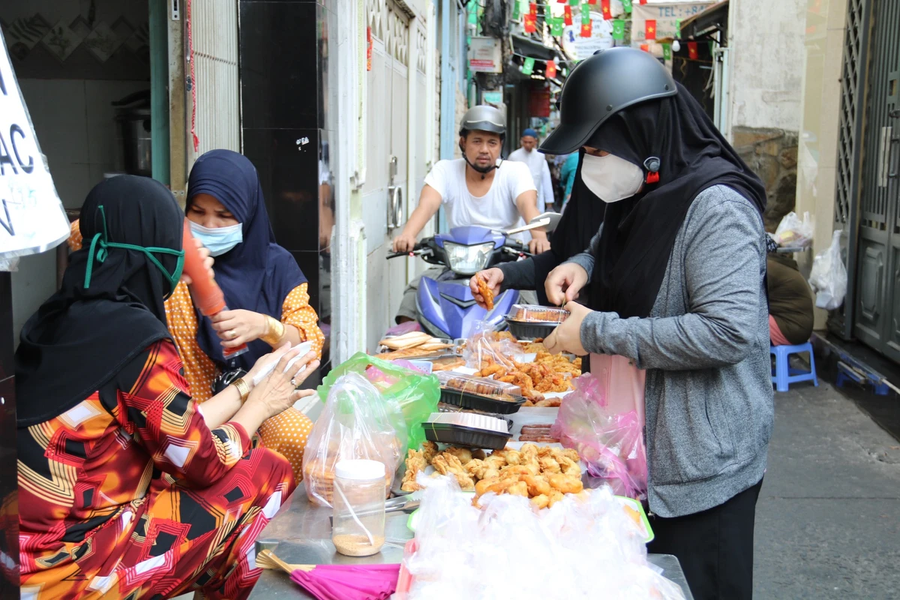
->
[462,321,524,370]
[550,373,648,499]
[808,230,848,310]
[403,475,685,600]
[302,373,403,507]
[318,352,440,451]
[774,211,815,248]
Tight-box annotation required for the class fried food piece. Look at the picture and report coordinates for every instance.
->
[524,474,552,497]
[476,275,494,310]
[531,494,550,509]
[548,490,565,507]
[507,480,529,497]
[558,456,582,478]
[432,453,476,491]
[443,447,474,465]
[500,465,533,479]
[484,454,507,470]
[475,477,500,496]
[401,449,427,492]
[549,473,584,494]
[477,363,506,378]
[539,456,561,474]
[472,449,487,461]
[465,459,489,480]
[559,448,580,463]
[421,441,439,464]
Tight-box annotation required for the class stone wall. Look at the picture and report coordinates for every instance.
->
[733,126,799,231]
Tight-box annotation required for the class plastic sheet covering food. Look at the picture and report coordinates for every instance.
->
[403,475,685,600]
[462,322,524,370]
[302,373,403,507]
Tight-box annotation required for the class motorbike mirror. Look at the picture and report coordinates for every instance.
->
[531,212,562,233]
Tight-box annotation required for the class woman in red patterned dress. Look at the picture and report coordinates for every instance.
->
[15,176,319,599]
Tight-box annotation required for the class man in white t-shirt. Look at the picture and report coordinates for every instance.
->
[508,128,555,213]
[391,105,550,323]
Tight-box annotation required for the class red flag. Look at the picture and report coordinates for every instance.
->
[529,2,537,17]
[558,0,566,3]
[524,14,537,33]
[688,41,699,59]
[588,0,597,4]
[581,22,592,37]
[564,5,573,25]
[640,44,649,52]
[601,0,612,19]
[546,59,557,79]
[645,19,657,40]
[639,0,648,4]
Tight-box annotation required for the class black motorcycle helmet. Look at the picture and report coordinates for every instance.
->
[459,105,507,177]
[540,48,677,156]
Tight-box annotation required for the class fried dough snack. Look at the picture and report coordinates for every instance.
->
[401,449,428,492]
[471,443,585,509]
[432,453,476,491]
[476,275,494,310]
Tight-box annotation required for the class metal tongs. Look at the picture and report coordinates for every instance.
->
[327,495,421,526]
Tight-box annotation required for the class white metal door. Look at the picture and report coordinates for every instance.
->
[189,0,240,156]
[363,0,412,349]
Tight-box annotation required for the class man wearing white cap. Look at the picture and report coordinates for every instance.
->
[508,128,554,212]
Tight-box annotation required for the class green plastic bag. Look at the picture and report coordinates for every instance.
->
[318,352,440,450]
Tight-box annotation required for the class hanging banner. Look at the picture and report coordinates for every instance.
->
[631,1,713,47]
[0,30,69,269]
[468,37,502,73]
[530,90,551,118]
[562,12,614,60]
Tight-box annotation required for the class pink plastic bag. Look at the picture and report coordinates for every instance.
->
[551,372,648,499]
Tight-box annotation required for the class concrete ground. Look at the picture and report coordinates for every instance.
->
[754,382,900,599]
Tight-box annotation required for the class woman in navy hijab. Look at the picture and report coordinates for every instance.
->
[169,149,323,478]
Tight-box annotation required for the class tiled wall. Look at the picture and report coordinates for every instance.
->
[19,79,150,209]
[239,0,335,375]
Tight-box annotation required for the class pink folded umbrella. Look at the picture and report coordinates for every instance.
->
[258,550,400,600]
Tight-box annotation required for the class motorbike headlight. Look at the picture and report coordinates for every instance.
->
[443,242,495,275]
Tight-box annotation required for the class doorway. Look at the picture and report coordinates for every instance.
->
[854,0,900,364]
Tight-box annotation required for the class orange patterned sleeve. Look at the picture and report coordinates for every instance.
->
[115,339,251,485]
[281,284,324,359]
[68,219,83,251]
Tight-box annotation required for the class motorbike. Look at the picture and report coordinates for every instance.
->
[387,214,560,339]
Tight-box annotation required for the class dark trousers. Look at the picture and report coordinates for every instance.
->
[648,479,763,600]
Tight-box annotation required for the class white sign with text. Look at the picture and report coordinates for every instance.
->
[0,29,70,268]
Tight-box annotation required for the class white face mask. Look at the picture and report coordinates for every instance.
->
[580,152,644,203]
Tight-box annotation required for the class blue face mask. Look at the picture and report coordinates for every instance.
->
[189,220,243,257]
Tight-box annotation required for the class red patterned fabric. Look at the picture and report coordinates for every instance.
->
[18,339,295,599]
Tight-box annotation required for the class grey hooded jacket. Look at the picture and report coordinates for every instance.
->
[562,184,774,518]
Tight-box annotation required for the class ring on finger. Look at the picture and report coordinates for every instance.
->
[290,378,298,387]
[228,330,237,340]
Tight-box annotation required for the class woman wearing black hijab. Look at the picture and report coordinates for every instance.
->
[16,176,319,599]
[540,49,774,599]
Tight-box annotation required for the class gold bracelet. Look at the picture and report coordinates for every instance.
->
[260,315,286,346]
[232,378,251,404]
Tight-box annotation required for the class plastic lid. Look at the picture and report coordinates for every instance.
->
[334,459,386,481]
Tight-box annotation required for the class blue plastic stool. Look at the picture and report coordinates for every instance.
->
[771,342,818,392]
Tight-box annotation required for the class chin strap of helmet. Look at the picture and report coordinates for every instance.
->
[463,155,502,180]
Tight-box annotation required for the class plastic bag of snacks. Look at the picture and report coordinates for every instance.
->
[808,229,848,310]
[773,211,814,248]
[551,374,647,499]
[402,476,684,600]
[462,321,524,371]
[318,352,439,451]
[303,373,403,507]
